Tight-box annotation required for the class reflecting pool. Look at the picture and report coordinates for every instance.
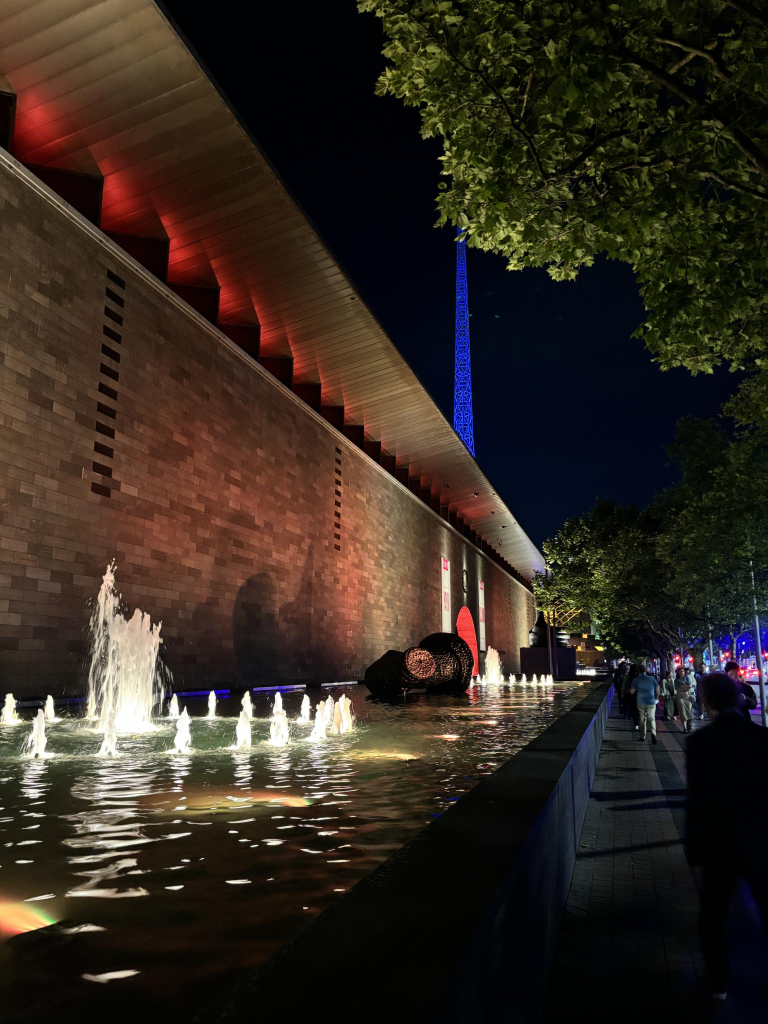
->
[0,681,593,1023]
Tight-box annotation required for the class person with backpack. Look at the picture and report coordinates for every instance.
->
[630,662,660,744]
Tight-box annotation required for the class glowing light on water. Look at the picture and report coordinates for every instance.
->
[173,709,192,754]
[0,900,57,936]
[1,693,19,725]
[82,970,139,984]
[234,710,251,749]
[269,710,290,747]
[299,694,311,722]
[24,709,47,758]
[168,694,180,719]
[207,691,217,719]
[86,564,165,733]
[241,692,253,719]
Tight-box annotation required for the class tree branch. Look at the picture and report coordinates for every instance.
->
[424,20,551,181]
[703,170,768,201]
[655,33,768,106]
[617,46,768,176]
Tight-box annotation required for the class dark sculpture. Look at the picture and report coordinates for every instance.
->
[364,632,473,698]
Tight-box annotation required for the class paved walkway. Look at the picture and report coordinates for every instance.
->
[541,703,768,1024]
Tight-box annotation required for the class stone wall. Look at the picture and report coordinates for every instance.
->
[0,156,534,697]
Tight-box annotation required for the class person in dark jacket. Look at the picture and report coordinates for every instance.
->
[687,673,768,1000]
[724,659,758,720]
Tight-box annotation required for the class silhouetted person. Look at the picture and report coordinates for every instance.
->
[630,662,659,743]
[687,673,768,1001]
[724,659,757,721]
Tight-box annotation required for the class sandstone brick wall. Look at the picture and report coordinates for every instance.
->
[0,156,535,698]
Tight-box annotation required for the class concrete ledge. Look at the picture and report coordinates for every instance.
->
[197,682,612,1024]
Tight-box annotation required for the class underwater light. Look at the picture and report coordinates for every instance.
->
[0,900,57,936]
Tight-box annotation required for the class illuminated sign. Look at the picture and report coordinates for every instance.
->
[477,579,486,651]
[441,557,451,633]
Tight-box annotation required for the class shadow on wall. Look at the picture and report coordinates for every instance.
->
[233,545,335,686]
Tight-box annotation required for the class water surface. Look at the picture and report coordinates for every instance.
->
[0,681,592,1023]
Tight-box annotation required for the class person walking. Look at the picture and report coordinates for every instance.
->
[724,660,758,721]
[687,673,768,1001]
[630,663,660,744]
[675,668,694,733]
[614,661,628,715]
[659,669,675,720]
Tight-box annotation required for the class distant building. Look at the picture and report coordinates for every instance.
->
[568,633,606,668]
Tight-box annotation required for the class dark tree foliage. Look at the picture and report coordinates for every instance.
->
[533,416,768,659]
[360,1,768,393]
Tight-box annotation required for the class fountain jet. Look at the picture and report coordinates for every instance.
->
[299,694,311,723]
[482,648,504,686]
[207,691,217,719]
[309,700,329,742]
[234,710,251,749]
[86,564,165,733]
[172,709,191,754]
[241,692,253,719]
[99,710,118,757]
[25,709,47,758]
[168,694,180,719]
[339,694,354,733]
[1,693,19,725]
[272,692,283,717]
[269,710,290,747]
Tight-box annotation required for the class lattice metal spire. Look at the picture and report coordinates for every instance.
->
[453,227,475,457]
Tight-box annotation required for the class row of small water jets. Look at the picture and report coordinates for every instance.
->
[167,689,354,756]
[473,648,555,688]
[0,688,355,759]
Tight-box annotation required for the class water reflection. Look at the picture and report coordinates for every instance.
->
[0,681,593,1024]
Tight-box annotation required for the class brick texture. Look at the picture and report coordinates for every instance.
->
[0,158,535,697]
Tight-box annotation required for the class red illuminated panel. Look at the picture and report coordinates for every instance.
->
[456,606,479,677]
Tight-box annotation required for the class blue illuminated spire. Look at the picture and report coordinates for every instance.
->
[453,227,475,456]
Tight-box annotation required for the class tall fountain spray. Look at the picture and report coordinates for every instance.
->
[207,691,217,719]
[299,694,311,723]
[1,693,19,725]
[273,692,283,717]
[241,692,253,719]
[234,710,251,749]
[44,695,57,721]
[25,709,47,758]
[86,564,164,733]
[173,709,191,754]
[168,694,180,719]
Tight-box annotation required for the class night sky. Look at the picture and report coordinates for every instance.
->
[162,1,739,550]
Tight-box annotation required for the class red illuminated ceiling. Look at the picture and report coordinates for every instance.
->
[0,0,544,579]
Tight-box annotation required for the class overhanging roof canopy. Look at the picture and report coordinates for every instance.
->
[0,0,544,580]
